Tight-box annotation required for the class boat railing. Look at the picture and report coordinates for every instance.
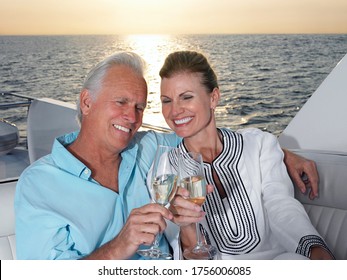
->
[0,92,34,110]
[1,92,172,133]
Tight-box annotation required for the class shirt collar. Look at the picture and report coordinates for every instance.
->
[117,138,139,193]
[51,131,139,183]
[51,131,92,179]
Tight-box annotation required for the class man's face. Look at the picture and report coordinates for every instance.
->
[81,65,147,154]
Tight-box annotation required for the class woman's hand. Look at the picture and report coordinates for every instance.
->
[169,185,213,252]
[310,246,335,260]
[169,185,214,226]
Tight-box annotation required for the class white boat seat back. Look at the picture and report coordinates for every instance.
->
[0,181,17,260]
[292,149,347,260]
[278,54,347,153]
[27,98,79,163]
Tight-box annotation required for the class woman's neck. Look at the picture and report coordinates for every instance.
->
[183,128,223,163]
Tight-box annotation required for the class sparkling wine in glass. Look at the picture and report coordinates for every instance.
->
[137,145,178,259]
[179,151,217,260]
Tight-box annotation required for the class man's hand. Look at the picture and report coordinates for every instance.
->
[83,203,173,259]
[282,149,319,199]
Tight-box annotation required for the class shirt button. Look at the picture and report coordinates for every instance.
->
[84,169,89,174]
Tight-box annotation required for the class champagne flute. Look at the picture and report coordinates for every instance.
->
[137,145,178,259]
[178,151,217,260]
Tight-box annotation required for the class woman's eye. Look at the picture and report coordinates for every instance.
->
[182,95,193,100]
[161,98,171,104]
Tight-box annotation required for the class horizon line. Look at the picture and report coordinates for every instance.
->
[1,32,347,37]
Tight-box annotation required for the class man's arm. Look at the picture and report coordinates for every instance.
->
[282,148,319,200]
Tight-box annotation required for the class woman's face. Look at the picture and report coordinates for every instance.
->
[160,72,218,139]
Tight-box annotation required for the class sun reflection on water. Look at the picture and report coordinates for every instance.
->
[122,34,184,128]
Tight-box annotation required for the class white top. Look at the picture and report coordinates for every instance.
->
[173,128,330,259]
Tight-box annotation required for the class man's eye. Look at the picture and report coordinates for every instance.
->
[116,100,126,105]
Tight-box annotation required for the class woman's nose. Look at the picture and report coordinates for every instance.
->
[171,100,184,116]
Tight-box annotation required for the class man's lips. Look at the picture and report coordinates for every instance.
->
[113,124,131,133]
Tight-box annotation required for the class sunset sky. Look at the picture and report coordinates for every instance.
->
[1,0,347,35]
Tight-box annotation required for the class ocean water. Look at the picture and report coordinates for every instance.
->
[1,34,347,144]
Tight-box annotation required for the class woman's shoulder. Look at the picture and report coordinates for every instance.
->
[220,127,277,145]
[235,127,275,139]
[220,127,266,138]
[235,127,265,135]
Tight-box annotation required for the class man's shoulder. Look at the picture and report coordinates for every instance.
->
[132,130,180,145]
[18,154,55,181]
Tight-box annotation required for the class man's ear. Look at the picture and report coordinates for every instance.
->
[80,89,92,115]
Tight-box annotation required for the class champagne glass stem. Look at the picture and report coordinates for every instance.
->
[195,222,203,249]
[152,232,161,249]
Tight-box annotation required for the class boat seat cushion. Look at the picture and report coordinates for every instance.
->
[292,149,347,260]
[27,98,79,163]
[0,181,17,260]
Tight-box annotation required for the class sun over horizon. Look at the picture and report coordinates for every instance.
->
[1,0,347,35]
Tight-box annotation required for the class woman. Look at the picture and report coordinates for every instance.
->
[159,51,334,259]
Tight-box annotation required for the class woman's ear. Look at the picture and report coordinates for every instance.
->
[210,87,220,109]
[79,89,92,116]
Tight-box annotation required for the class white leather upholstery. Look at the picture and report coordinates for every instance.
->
[292,149,347,260]
[27,98,79,163]
[1,98,79,260]
[0,181,17,260]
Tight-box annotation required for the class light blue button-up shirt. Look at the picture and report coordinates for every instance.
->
[15,130,180,259]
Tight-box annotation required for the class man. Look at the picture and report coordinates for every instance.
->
[15,51,319,260]
[15,52,187,259]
